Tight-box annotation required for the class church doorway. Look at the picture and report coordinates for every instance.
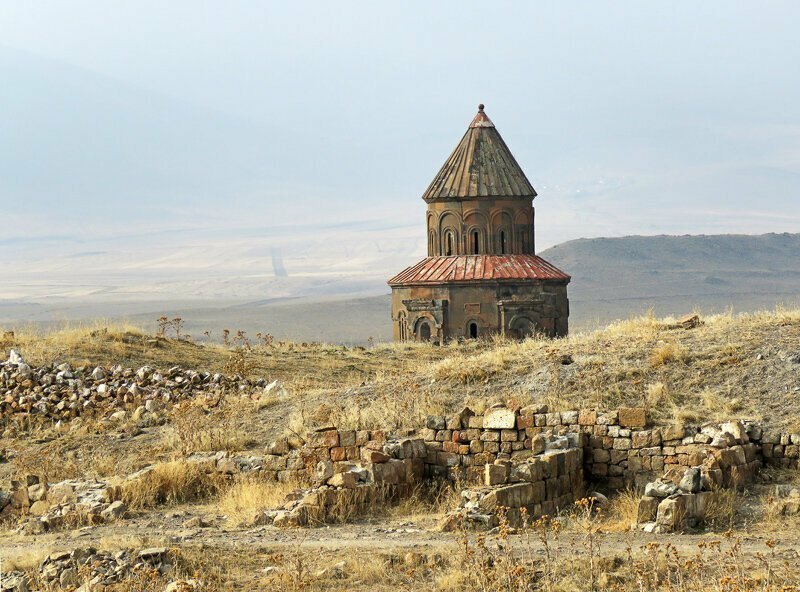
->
[417,319,432,341]
[468,322,478,339]
[509,316,535,339]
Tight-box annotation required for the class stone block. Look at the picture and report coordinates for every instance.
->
[464,428,481,441]
[612,438,631,451]
[339,430,356,447]
[618,408,646,428]
[545,413,561,426]
[435,430,452,442]
[511,461,543,483]
[637,496,659,523]
[721,421,748,443]
[656,495,690,532]
[545,477,560,500]
[662,425,685,441]
[328,472,358,488]
[597,411,618,426]
[420,428,436,441]
[480,430,501,442]
[485,463,510,485]
[467,415,484,429]
[516,415,533,429]
[307,429,339,449]
[501,429,519,442]
[426,415,446,430]
[483,408,517,429]
[442,441,459,453]
[578,409,597,425]
[452,430,469,444]
[560,411,578,425]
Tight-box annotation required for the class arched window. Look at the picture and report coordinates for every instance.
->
[398,312,407,341]
[500,231,507,254]
[471,231,479,254]
[468,322,478,339]
[445,231,454,256]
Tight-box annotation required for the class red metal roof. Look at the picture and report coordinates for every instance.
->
[388,255,570,286]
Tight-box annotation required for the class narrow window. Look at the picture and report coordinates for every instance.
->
[445,232,453,256]
[471,231,479,254]
[469,322,478,339]
[500,231,506,254]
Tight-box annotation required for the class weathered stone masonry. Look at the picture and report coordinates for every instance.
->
[6,403,797,531]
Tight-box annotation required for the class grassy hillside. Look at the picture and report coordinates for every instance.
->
[5,306,800,433]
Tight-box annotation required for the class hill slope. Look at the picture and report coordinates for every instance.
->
[540,232,800,329]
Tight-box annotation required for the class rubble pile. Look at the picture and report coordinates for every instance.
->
[766,485,800,516]
[3,475,127,535]
[0,350,265,425]
[0,546,191,592]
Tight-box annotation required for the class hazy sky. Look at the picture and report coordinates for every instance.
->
[2,1,800,249]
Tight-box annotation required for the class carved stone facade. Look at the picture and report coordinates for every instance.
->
[389,105,570,343]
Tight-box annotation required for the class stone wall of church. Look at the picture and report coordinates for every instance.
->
[426,197,536,256]
[390,280,569,342]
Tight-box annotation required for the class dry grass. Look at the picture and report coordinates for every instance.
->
[600,489,641,533]
[217,477,301,525]
[704,488,741,530]
[162,403,257,455]
[117,461,225,510]
[648,342,688,367]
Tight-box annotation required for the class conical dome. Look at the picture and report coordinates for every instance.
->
[422,104,536,201]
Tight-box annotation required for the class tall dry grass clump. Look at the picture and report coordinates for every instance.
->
[218,477,301,525]
[118,461,224,510]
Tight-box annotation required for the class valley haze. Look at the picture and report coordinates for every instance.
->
[2,229,799,344]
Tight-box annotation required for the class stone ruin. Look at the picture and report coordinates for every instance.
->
[0,546,199,592]
[4,351,800,539]
[4,395,799,538]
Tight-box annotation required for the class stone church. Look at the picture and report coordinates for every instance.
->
[388,105,570,342]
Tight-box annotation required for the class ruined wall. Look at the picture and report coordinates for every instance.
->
[421,405,765,491]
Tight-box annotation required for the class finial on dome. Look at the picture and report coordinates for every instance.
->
[478,103,485,112]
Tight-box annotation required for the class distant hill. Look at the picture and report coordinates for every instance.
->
[2,232,799,343]
[540,232,800,330]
